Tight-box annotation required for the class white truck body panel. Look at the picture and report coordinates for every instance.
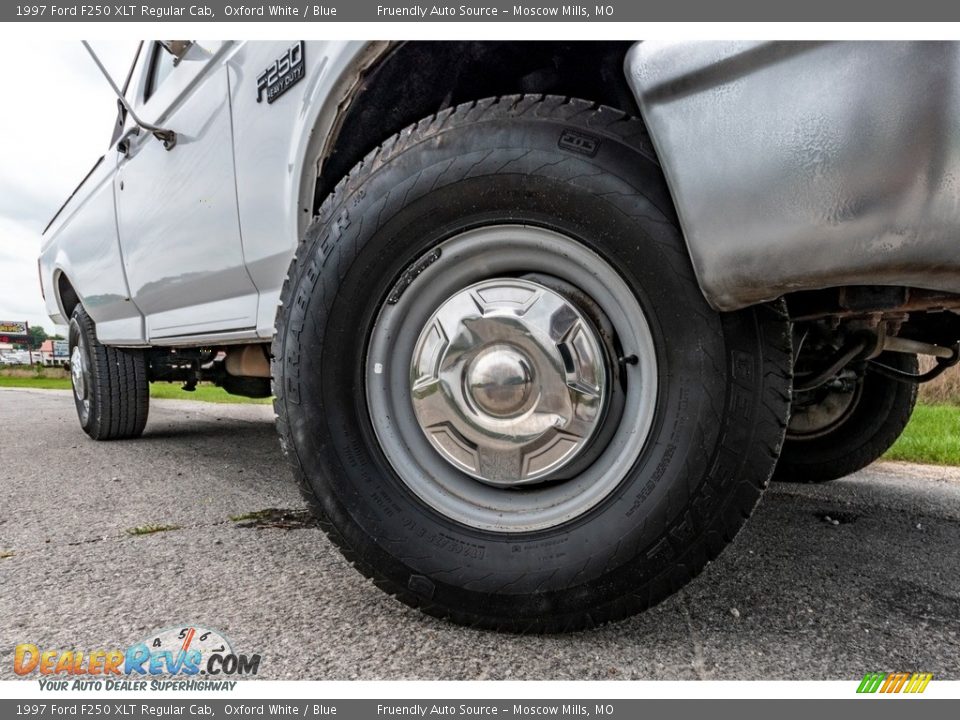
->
[40,40,374,346]
[39,154,145,343]
[228,40,380,339]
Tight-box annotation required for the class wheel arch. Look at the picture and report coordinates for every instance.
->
[278,41,656,339]
[299,41,643,226]
[55,270,81,322]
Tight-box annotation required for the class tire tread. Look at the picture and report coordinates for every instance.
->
[71,306,149,441]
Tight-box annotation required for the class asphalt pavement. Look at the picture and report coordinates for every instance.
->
[1,387,958,680]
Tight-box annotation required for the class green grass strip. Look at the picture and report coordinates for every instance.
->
[884,403,960,466]
[0,376,269,404]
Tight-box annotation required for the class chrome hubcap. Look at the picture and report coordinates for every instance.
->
[71,344,86,403]
[410,279,607,486]
[71,340,91,422]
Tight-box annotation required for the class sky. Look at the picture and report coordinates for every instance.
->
[0,40,139,334]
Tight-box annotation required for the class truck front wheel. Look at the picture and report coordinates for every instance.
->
[68,305,149,440]
[273,96,792,631]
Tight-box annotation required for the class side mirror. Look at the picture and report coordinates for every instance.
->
[109,98,127,147]
[81,41,177,151]
[158,41,195,66]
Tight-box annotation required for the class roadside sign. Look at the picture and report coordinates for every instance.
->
[53,340,69,358]
[0,321,27,335]
[0,320,30,345]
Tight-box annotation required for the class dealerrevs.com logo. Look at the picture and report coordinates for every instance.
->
[14,625,260,691]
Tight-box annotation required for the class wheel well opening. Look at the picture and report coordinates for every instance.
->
[314,41,640,212]
[57,272,80,319]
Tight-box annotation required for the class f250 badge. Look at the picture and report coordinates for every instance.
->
[257,41,305,104]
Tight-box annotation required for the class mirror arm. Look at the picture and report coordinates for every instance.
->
[82,41,177,151]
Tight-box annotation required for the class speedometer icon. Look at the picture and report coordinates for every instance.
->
[136,625,233,675]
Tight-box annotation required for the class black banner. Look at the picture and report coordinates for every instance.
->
[5,0,960,22]
[2,699,960,719]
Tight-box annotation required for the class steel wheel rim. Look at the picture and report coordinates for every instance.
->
[787,375,863,440]
[365,225,658,532]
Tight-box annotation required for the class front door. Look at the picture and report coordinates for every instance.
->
[115,41,258,341]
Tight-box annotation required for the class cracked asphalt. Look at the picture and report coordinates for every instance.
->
[1,387,958,680]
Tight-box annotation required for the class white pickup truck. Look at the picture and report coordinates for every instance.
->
[40,41,960,632]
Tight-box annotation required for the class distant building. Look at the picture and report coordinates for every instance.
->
[40,340,68,367]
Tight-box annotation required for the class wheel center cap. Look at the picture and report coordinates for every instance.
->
[466,345,534,418]
[409,278,609,487]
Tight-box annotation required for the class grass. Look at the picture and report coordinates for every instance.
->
[0,367,69,379]
[148,383,270,404]
[884,404,960,466]
[0,376,72,390]
[0,372,270,404]
[125,524,182,536]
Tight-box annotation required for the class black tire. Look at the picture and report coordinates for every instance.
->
[273,95,792,632]
[68,305,149,440]
[775,352,918,483]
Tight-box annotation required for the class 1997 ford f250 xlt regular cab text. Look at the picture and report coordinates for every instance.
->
[39,41,960,631]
